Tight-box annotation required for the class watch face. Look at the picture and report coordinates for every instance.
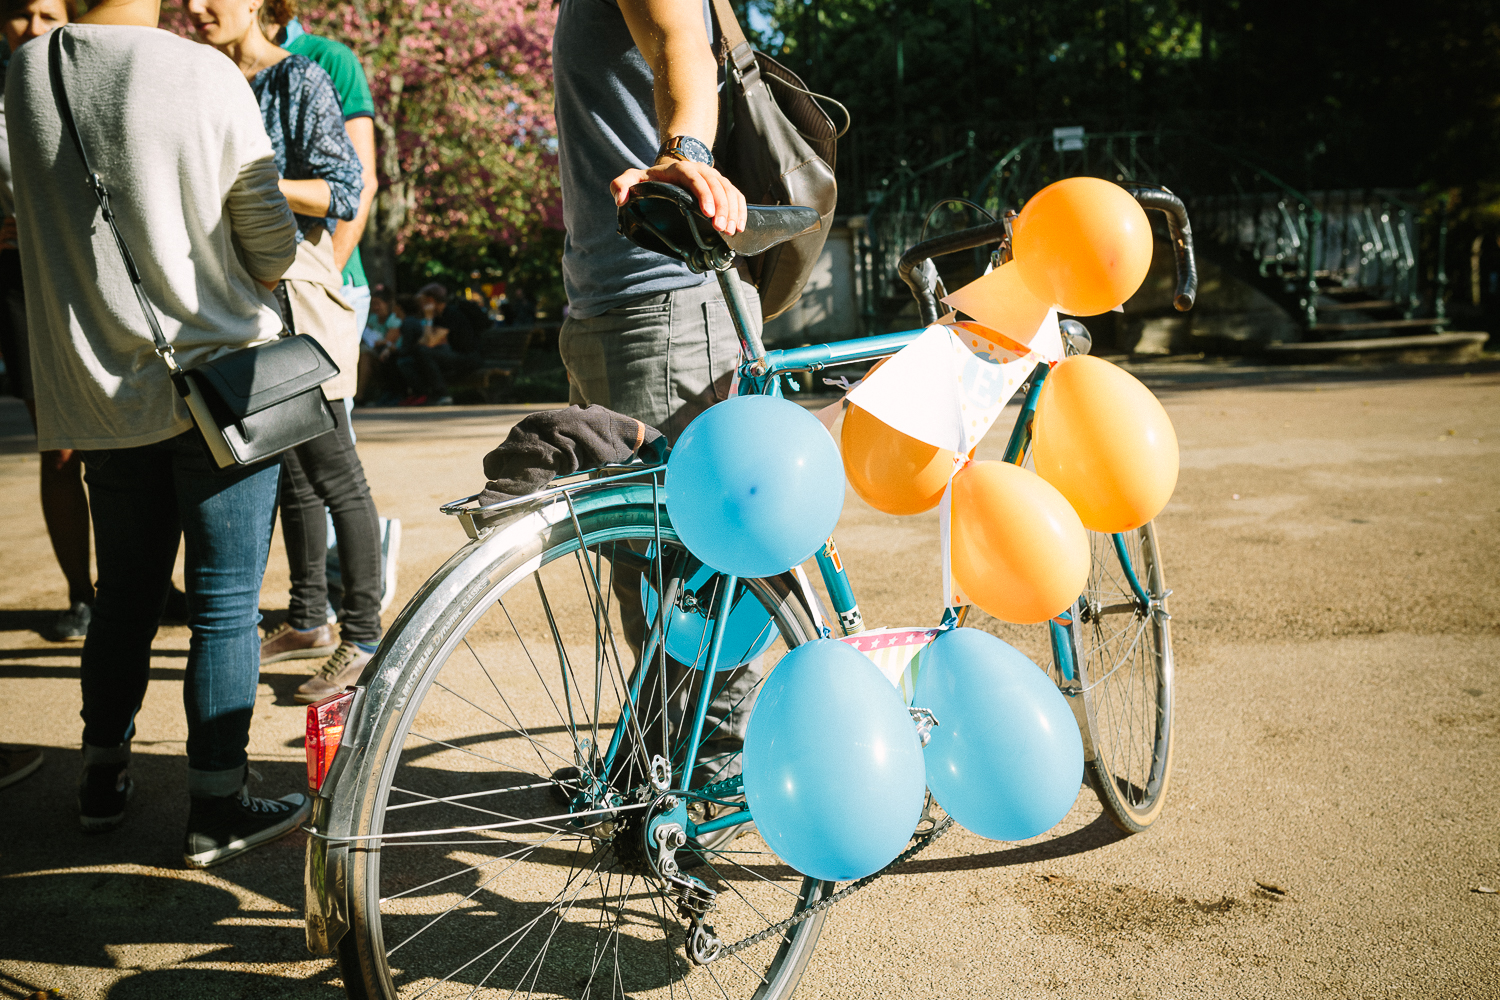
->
[664,135,714,166]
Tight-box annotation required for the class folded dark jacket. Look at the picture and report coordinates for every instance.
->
[478,405,666,506]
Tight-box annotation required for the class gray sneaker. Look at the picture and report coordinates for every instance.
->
[48,601,91,642]
[295,641,374,705]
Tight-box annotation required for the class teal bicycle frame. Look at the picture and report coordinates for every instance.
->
[595,316,1072,840]
[592,322,1159,844]
[595,183,1191,848]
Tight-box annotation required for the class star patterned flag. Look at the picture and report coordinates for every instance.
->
[837,627,942,703]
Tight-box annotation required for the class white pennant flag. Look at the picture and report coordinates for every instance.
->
[940,260,1065,363]
[845,325,1036,458]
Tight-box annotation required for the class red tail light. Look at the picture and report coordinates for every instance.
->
[306,689,357,791]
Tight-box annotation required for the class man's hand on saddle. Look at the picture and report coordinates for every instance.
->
[611,159,747,236]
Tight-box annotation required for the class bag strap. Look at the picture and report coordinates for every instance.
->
[48,27,183,377]
[708,0,759,82]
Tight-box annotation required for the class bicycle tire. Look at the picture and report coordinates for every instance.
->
[1053,522,1174,834]
[336,489,833,1000]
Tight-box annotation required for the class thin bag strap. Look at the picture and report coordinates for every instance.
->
[47,27,182,375]
[708,0,758,79]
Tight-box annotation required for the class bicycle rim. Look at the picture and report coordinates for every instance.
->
[341,501,831,1000]
[1072,523,1174,833]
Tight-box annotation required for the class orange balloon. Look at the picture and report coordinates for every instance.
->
[842,403,954,515]
[1011,177,1153,316]
[950,461,1090,625]
[1032,355,1178,533]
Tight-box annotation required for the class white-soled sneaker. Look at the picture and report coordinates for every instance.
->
[379,517,402,613]
[79,760,134,833]
[183,783,310,869]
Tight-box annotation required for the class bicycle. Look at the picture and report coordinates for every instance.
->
[303,179,1198,1000]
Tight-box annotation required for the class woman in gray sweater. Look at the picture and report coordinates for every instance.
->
[189,0,388,707]
[7,0,310,866]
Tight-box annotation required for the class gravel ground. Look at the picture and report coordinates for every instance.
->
[0,360,1496,1000]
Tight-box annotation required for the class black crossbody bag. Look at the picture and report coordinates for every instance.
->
[48,27,338,468]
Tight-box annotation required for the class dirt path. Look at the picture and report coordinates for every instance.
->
[1,363,1496,999]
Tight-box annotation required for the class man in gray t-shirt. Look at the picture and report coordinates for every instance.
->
[552,0,753,443]
[552,0,761,769]
[8,0,312,865]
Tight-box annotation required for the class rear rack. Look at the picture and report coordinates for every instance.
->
[440,462,668,539]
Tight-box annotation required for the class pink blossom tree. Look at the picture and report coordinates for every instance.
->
[168,0,561,289]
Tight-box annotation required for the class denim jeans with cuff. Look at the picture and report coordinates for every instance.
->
[79,431,280,778]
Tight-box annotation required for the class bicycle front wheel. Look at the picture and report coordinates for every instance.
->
[336,490,832,1000]
[1058,523,1174,833]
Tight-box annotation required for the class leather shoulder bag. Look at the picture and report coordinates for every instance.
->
[709,0,846,320]
[48,27,338,469]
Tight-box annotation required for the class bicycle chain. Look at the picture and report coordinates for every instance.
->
[714,816,955,961]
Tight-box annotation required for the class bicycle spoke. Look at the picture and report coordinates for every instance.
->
[380,831,584,903]
[386,779,565,812]
[350,505,825,999]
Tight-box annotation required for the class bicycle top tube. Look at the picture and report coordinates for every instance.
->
[747,326,927,383]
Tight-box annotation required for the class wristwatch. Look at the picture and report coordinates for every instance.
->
[657,135,714,167]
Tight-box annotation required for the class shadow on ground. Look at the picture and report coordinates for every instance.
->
[0,752,340,999]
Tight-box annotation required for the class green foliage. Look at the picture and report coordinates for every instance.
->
[739,0,1499,208]
[397,227,566,317]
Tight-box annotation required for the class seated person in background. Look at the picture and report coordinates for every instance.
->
[503,287,535,327]
[355,289,399,404]
[396,282,481,406]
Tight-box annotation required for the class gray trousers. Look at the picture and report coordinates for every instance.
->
[558,275,760,443]
[560,276,763,760]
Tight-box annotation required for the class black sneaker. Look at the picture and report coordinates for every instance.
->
[48,601,92,642]
[0,744,44,790]
[79,761,134,833]
[183,784,311,868]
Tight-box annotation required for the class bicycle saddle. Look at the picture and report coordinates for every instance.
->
[618,181,822,273]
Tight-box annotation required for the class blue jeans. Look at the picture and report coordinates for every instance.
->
[79,432,281,773]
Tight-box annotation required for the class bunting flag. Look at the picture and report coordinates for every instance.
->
[941,261,1065,363]
[845,324,1035,458]
[837,626,942,703]
[835,261,1069,613]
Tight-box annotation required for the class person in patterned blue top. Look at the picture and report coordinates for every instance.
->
[248,54,363,239]
[190,0,390,708]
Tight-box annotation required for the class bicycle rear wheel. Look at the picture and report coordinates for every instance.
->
[1053,523,1174,833]
[335,490,832,1000]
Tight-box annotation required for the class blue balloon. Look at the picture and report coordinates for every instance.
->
[665,395,845,579]
[641,561,779,671]
[914,628,1083,841]
[743,639,926,881]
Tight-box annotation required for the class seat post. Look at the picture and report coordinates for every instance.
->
[716,267,767,372]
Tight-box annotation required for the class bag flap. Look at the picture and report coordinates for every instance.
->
[189,335,340,418]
